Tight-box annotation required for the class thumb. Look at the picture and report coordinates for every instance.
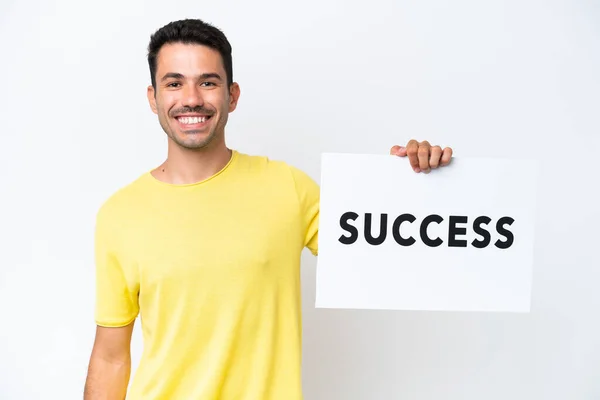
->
[390,145,407,157]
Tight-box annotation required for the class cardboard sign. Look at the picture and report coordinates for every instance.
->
[315,153,539,313]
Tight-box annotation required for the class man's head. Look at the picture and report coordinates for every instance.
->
[146,19,240,151]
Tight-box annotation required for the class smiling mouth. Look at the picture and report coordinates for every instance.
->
[176,115,212,125]
[174,115,214,132]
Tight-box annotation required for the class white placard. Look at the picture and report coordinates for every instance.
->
[315,153,539,313]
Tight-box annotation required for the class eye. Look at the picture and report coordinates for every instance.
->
[200,82,216,87]
[166,82,181,88]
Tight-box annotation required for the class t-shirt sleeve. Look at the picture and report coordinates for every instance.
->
[289,165,320,256]
[93,204,140,327]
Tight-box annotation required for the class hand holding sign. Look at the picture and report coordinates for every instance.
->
[389,140,453,173]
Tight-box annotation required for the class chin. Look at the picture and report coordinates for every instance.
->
[174,133,216,150]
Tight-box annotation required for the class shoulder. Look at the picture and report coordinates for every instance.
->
[234,152,320,212]
[95,173,149,227]
[235,151,319,187]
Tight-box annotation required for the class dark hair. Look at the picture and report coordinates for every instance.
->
[147,19,233,89]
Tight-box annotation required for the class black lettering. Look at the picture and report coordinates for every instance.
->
[339,212,515,249]
[392,213,416,246]
[364,213,388,245]
[471,216,492,248]
[338,211,359,245]
[420,214,443,247]
[495,216,515,249]
[448,215,468,247]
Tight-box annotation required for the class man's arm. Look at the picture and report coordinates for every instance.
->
[84,321,135,399]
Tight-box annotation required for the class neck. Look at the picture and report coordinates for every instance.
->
[152,138,233,185]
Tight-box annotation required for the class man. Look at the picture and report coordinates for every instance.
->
[83,19,453,400]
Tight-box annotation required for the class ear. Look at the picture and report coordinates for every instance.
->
[147,85,158,114]
[228,82,241,113]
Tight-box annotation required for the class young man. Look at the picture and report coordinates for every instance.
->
[83,19,453,400]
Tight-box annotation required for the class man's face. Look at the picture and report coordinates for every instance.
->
[147,43,240,150]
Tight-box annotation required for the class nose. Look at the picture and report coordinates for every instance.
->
[182,84,204,108]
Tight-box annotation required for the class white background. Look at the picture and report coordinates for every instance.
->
[0,0,599,399]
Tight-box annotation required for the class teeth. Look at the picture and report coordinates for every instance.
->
[178,116,207,124]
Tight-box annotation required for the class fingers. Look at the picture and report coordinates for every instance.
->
[404,140,452,173]
[406,139,420,171]
[429,146,442,169]
[417,141,431,173]
[440,147,453,166]
[394,140,452,173]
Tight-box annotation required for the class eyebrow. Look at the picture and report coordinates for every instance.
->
[160,72,223,82]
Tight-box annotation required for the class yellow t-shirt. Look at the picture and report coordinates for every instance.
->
[94,150,320,400]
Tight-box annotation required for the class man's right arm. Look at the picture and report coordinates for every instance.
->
[84,321,135,399]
